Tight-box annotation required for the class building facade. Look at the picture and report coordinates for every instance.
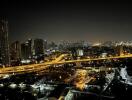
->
[10,41,21,61]
[21,39,32,60]
[34,39,44,56]
[0,19,10,66]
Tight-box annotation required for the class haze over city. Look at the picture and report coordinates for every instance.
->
[0,0,132,43]
[1,1,132,100]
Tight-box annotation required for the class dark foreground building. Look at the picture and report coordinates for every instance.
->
[0,19,10,67]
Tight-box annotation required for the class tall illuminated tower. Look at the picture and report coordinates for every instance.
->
[0,19,10,67]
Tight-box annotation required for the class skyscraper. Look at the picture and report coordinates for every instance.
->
[21,39,32,60]
[10,41,21,61]
[27,38,32,58]
[34,39,44,56]
[0,19,10,67]
[44,40,48,50]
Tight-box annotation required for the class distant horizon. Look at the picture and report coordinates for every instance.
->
[1,0,132,43]
[9,37,132,45]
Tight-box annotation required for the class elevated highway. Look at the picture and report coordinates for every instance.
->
[0,54,132,76]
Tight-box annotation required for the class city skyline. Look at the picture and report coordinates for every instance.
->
[0,0,132,43]
[1,1,132,99]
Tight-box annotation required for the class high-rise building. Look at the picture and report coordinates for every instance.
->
[0,19,10,66]
[21,39,32,60]
[115,45,124,56]
[10,41,21,61]
[44,40,48,49]
[77,49,84,56]
[27,38,32,58]
[34,39,44,56]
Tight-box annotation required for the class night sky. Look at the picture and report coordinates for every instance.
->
[0,0,132,43]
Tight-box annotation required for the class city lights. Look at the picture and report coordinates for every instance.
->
[0,0,132,100]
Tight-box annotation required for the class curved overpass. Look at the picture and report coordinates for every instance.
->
[0,54,132,76]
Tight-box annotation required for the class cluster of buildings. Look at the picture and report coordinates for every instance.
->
[0,19,49,67]
[10,38,47,66]
[1,19,132,67]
